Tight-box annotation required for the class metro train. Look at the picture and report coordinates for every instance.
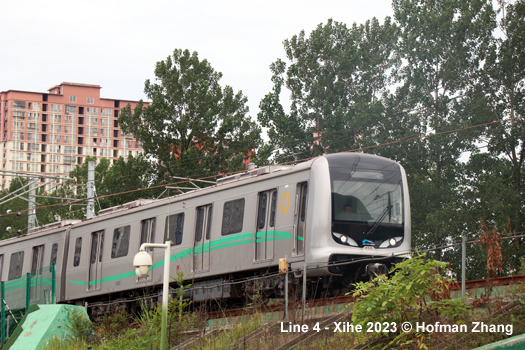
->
[0,152,411,313]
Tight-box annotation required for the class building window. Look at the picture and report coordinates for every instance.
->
[69,96,77,103]
[222,198,245,235]
[13,101,26,109]
[65,105,76,114]
[51,104,63,113]
[13,111,25,119]
[87,97,94,104]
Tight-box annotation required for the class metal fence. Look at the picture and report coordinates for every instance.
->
[0,264,56,343]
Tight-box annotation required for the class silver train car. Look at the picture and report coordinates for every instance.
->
[0,152,411,310]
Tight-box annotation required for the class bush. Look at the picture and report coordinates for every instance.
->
[351,255,470,348]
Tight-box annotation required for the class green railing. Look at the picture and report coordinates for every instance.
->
[0,264,56,343]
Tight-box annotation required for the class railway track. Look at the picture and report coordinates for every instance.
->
[205,274,525,321]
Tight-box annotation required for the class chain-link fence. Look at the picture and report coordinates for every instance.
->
[0,264,56,343]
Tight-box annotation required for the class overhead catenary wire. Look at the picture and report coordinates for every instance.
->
[1,113,523,220]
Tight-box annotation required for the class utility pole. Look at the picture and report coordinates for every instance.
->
[86,161,95,219]
[27,180,37,230]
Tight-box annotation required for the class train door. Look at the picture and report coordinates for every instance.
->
[255,190,277,261]
[139,218,156,282]
[194,205,212,272]
[293,182,308,257]
[88,230,104,291]
[30,245,45,302]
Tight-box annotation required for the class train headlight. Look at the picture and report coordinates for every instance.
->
[389,238,397,247]
[133,250,152,278]
[340,235,349,244]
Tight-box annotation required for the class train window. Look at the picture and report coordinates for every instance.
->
[222,198,244,235]
[165,213,184,245]
[50,243,58,267]
[269,190,277,228]
[90,231,104,263]
[31,245,45,274]
[0,255,3,281]
[140,218,156,245]
[195,207,205,242]
[300,184,308,222]
[111,226,130,259]
[206,206,213,240]
[73,237,82,267]
[8,251,24,280]
[257,193,268,230]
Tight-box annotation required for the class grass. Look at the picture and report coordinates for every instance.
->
[40,285,525,350]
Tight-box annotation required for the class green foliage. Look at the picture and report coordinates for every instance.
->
[119,48,262,179]
[65,307,95,343]
[0,177,31,239]
[98,308,131,338]
[352,255,470,348]
[41,335,90,350]
[258,18,399,163]
[134,272,196,347]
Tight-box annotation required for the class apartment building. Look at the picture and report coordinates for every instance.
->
[0,82,146,191]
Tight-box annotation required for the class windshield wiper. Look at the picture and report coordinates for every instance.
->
[364,191,392,236]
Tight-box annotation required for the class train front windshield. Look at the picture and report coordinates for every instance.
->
[329,158,405,248]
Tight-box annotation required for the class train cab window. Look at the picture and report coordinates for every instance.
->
[8,251,24,280]
[222,198,244,235]
[111,226,130,259]
[50,243,58,267]
[31,245,45,274]
[165,213,184,245]
[73,237,82,267]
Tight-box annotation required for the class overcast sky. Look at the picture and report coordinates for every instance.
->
[1,0,393,118]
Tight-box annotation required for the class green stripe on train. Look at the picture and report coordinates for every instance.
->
[68,230,295,286]
[4,277,56,292]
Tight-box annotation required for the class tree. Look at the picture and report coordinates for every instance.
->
[258,18,400,163]
[0,178,32,239]
[63,156,161,216]
[391,0,496,259]
[98,155,161,208]
[119,49,262,180]
[481,0,525,234]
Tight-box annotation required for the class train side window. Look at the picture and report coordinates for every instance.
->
[73,237,82,267]
[165,213,184,245]
[269,190,277,228]
[31,245,45,274]
[50,243,58,266]
[0,255,3,281]
[140,218,156,247]
[8,251,24,280]
[222,198,245,235]
[111,226,130,259]
[90,231,104,263]
[300,183,308,222]
[257,193,268,230]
